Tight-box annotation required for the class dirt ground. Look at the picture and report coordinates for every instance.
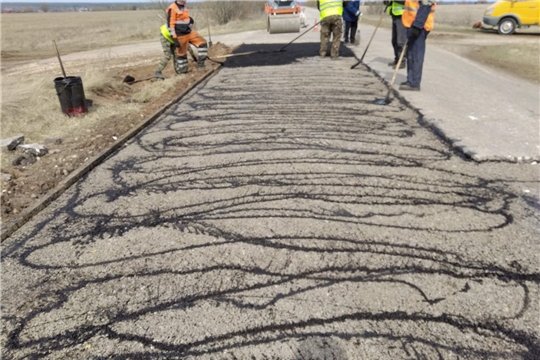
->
[0,43,232,226]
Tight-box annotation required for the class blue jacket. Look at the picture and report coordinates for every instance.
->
[343,0,361,22]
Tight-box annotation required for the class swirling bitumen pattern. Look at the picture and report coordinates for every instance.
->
[2,56,539,360]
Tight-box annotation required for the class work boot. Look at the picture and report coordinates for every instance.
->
[399,83,421,91]
[197,61,206,69]
[154,71,165,80]
[388,61,396,67]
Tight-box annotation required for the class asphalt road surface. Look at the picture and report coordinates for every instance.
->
[2,41,539,359]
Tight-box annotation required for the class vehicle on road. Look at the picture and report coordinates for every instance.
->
[482,0,540,35]
[265,0,302,34]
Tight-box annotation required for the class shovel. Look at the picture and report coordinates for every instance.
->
[122,75,154,85]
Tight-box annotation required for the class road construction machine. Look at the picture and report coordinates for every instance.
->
[265,0,303,34]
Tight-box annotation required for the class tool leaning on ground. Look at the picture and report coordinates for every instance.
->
[123,48,224,85]
[350,9,386,70]
[215,20,321,59]
[123,20,223,85]
[203,21,224,64]
[122,75,155,85]
[188,46,224,65]
[52,40,90,116]
[373,40,408,106]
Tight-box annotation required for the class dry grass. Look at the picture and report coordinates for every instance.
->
[429,4,487,28]
[1,67,142,142]
[0,7,265,62]
[1,11,160,62]
[0,59,201,172]
[467,42,540,83]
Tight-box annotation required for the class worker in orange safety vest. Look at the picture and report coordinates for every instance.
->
[164,0,207,75]
[399,0,436,91]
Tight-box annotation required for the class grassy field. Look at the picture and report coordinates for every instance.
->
[467,42,540,82]
[1,10,161,61]
[0,6,265,62]
[431,3,487,28]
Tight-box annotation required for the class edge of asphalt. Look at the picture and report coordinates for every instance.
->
[364,61,531,164]
[353,25,540,164]
[0,66,221,242]
[358,59,472,162]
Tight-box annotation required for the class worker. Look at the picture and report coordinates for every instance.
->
[399,0,436,91]
[317,0,344,59]
[342,1,361,44]
[154,25,178,79]
[383,0,407,69]
[160,0,207,77]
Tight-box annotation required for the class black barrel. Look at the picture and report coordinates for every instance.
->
[54,76,88,116]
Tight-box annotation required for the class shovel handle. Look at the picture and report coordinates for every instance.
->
[215,51,261,59]
[207,23,212,47]
[52,40,67,78]
[278,20,321,52]
[384,40,408,101]
[351,10,385,69]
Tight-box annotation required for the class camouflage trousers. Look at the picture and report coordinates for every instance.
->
[156,35,179,73]
[320,15,343,58]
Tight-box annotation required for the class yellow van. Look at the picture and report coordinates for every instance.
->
[483,0,540,34]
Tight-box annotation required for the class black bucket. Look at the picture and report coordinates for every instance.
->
[54,76,88,116]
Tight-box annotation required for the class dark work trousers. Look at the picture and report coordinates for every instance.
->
[391,16,407,64]
[344,20,358,42]
[406,28,429,87]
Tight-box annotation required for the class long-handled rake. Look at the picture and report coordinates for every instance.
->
[350,9,385,70]
[277,20,321,52]
[374,40,408,105]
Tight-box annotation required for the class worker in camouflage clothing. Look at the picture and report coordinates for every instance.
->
[155,25,178,79]
[317,0,343,59]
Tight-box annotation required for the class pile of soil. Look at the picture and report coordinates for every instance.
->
[0,43,232,226]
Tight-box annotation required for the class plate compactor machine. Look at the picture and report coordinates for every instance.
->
[265,0,303,34]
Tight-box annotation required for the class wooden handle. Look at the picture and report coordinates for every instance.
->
[52,40,67,78]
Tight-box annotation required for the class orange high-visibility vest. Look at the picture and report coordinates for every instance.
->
[402,0,436,31]
[166,1,191,38]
